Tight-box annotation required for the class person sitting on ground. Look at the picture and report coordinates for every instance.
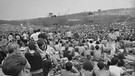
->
[5,42,31,76]
[66,54,80,74]
[68,44,75,56]
[95,61,110,76]
[84,45,91,57]
[5,42,27,58]
[54,41,61,51]
[109,57,124,76]
[78,44,85,56]
[117,53,125,67]
[81,61,94,76]
[60,62,79,76]
[93,45,102,60]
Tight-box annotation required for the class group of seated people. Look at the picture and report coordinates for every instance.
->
[0,28,134,76]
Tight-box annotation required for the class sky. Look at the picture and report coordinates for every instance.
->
[0,0,134,20]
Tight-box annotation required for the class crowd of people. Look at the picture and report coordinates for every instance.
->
[0,25,135,76]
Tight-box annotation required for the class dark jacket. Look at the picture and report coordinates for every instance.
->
[25,51,42,72]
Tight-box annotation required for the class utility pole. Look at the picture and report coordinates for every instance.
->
[65,9,70,16]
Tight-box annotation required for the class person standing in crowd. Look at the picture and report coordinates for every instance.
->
[108,29,117,56]
[30,29,41,41]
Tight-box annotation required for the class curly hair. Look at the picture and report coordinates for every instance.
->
[83,61,93,71]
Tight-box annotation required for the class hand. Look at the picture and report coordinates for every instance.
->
[35,43,40,49]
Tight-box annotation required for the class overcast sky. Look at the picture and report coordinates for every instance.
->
[0,0,134,20]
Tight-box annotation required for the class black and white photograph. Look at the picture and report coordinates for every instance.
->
[0,0,135,76]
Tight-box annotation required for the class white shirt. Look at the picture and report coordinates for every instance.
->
[109,65,123,76]
[30,32,41,41]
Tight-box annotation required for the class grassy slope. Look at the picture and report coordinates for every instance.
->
[0,8,135,32]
